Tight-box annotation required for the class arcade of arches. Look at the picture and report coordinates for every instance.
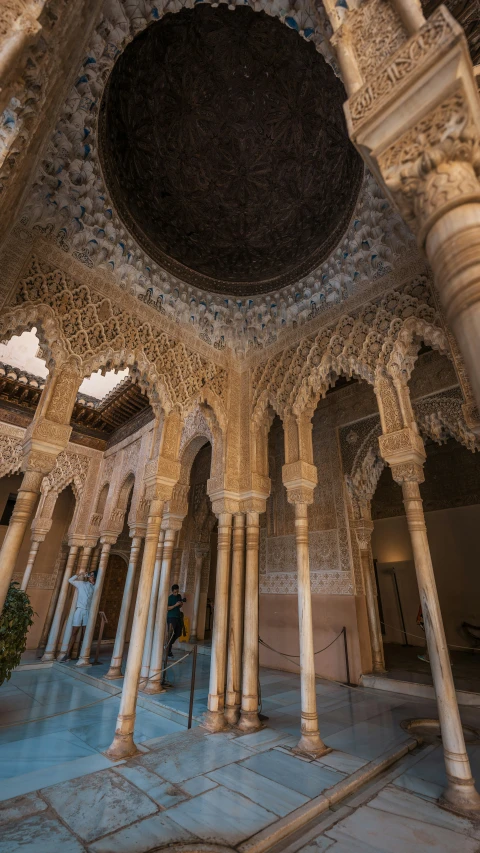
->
[2,0,480,843]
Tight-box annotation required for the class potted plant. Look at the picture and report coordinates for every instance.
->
[0,582,34,686]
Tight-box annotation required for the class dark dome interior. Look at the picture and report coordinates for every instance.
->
[99,5,363,296]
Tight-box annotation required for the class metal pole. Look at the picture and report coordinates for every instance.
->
[342,626,351,686]
[162,623,173,686]
[188,644,198,729]
[392,567,410,646]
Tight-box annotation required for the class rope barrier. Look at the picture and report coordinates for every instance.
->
[259,626,345,661]
[379,620,479,652]
[259,628,352,687]
[160,649,193,674]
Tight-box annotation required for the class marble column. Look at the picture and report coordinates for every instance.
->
[225,514,246,724]
[0,470,44,612]
[397,465,480,813]
[293,502,328,756]
[38,547,69,651]
[204,511,233,732]
[143,526,177,694]
[106,499,165,760]
[42,543,79,661]
[138,531,165,687]
[353,519,386,674]
[238,512,262,730]
[20,537,42,591]
[104,532,143,680]
[172,544,183,585]
[190,546,207,644]
[76,539,113,667]
[57,544,94,660]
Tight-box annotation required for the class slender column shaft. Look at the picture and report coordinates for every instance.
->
[42,544,79,661]
[21,538,41,591]
[401,479,480,812]
[360,548,386,673]
[105,502,164,759]
[294,503,327,756]
[172,546,183,585]
[38,547,69,650]
[238,512,261,730]
[143,528,177,693]
[57,546,93,660]
[190,549,205,643]
[138,532,165,685]
[204,512,233,732]
[354,523,386,674]
[76,542,112,667]
[0,472,43,612]
[106,535,144,680]
[225,512,246,727]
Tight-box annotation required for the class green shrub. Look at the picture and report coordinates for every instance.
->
[0,583,34,686]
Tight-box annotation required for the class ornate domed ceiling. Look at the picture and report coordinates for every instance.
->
[99,5,362,297]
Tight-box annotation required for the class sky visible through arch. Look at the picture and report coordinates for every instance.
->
[0,329,128,401]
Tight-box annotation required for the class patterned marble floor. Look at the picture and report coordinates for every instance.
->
[1,655,480,851]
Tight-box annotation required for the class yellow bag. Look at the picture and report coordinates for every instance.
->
[180,615,190,643]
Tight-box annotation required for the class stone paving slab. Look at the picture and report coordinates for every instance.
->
[2,663,480,852]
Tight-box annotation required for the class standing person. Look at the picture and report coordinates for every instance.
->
[166,584,185,659]
[59,572,95,662]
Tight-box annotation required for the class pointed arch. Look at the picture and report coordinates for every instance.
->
[386,316,450,385]
[0,303,71,372]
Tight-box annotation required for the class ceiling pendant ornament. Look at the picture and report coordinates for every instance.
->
[99,5,363,297]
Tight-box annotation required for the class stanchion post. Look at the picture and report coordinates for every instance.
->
[188,644,198,729]
[342,626,351,686]
[162,623,173,687]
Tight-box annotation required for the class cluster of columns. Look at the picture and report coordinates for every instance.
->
[0,361,478,816]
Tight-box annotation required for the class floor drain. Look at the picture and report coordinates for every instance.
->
[401,718,480,744]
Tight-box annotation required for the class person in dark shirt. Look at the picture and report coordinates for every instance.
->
[166,584,185,658]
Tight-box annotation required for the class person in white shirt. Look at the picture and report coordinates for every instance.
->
[59,572,95,662]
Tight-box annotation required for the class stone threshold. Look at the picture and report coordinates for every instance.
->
[361,673,480,707]
[237,737,419,853]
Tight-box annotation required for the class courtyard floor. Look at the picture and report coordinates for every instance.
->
[1,649,480,851]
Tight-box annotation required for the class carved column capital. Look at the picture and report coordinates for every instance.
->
[353,519,375,551]
[391,461,425,485]
[161,513,185,533]
[30,517,53,539]
[282,460,317,505]
[378,427,425,467]
[342,7,480,246]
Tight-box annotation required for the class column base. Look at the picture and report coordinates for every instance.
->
[104,666,123,680]
[238,709,262,732]
[203,709,228,732]
[224,705,240,726]
[294,731,331,758]
[41,652,56,662]
[141,680,166,695]
[440,778,480,817]
[189,634,198,643]
[104,732,141,761]
[75,658,91,668]
[371,665,388,675]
